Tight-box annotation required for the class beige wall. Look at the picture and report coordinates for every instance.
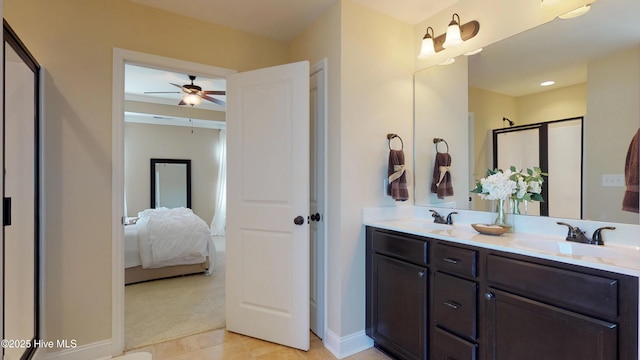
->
[124,122,220,222]
[585,46,640,223]
[335,0,414,336]
[516,83,587,125]
[291,0,415,340]
[4,0,290,348]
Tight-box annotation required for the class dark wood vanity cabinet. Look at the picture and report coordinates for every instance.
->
[365,226,639,360]
[366,227,428,360]
[485,254,638,360]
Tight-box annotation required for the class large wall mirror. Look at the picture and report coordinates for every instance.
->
[3,20,41,360]
[150,158,192,209]
[415,0,640,225]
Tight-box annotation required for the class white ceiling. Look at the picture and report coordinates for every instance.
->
[468,0,640,97]
[125,64,226,112]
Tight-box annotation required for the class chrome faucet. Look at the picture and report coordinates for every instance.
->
[430,210,457,225]
[556,222,615,246]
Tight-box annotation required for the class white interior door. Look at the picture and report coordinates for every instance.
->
[226,61,310,350]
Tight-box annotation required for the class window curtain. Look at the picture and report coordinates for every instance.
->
[210,129,227,235]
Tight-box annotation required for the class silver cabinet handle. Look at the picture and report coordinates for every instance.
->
[443,300,461,309]
[443,257,460,264]
[418,271,426,278]
[485,292,495,300]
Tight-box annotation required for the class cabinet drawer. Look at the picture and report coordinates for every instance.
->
[434,272,478,340]
[487,255,618,319]
[372,230,428,266]
[433,327,478,360]
[434,243,477,278]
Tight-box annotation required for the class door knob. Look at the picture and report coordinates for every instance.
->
[294,216,305,225]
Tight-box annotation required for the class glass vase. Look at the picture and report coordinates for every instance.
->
[494,199,512,231]
[511,198,521,215]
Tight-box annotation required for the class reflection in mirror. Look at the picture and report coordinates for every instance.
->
[3,20,41,360]
[414,0,640,224]
[150,159,192,209]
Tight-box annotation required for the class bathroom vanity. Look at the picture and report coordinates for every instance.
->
[364,211,640,360]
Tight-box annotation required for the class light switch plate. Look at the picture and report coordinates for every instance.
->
[602,174,625,187]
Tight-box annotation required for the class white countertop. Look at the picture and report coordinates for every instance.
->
[363,206,640,277]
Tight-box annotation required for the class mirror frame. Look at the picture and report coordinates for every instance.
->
[3,19,41,360]
[150,158,192,209]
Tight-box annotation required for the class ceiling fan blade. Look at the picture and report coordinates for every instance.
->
[203,90,226,95]
[202,94,226,107]
[170,83,189,93]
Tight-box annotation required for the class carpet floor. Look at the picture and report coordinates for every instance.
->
[125,237,226,350]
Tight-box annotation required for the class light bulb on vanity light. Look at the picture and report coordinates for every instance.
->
[418,27,436,59]
[443,13,463,49]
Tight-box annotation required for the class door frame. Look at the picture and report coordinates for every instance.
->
[111,48,236,355]
[310,59,328,340]
[111,49,329,355]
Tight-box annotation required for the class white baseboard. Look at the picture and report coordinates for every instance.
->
[323,329,373,359]
[45,339,112,360]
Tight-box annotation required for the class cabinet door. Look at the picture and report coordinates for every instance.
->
[486,288,617,360]
[372,254,428,360]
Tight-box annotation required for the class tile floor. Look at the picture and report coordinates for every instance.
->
[125,328,392,360]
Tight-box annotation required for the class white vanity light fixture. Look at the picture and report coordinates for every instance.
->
[443,13,463,48]
[183,93,202,106]
[558,4,591,19]
[540,80,556,86]
[418,27,437,59]
[417,14,480,59]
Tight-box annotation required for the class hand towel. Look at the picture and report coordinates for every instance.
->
[622,128,639,213]
[431,152,454,199]
[387,150,409,201]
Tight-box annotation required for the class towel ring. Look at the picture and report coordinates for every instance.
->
[387,133,403,150]
[433,137,449,153]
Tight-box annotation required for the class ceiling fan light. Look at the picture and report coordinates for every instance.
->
[442,14,463,49]
[418,27,436,59]
[183,93,201,105]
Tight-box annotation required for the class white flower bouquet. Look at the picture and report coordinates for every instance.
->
[471,166,546,202]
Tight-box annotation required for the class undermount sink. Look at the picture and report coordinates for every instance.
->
[511,238,638,261]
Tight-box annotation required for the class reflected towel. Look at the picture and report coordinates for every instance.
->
[431,152,454,199]
[387,150,409,201]
[622,129,639,213]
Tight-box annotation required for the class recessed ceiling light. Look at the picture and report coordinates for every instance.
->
[439,58,456,65]
[559,4,591,19]
[540,80,555,86]
[464,48,483,56]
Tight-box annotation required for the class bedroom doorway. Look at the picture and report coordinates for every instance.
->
[112,49,328,355]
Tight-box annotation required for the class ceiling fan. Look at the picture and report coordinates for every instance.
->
[145,75,226,107]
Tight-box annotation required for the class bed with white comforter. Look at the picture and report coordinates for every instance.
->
[124,207,215,284]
